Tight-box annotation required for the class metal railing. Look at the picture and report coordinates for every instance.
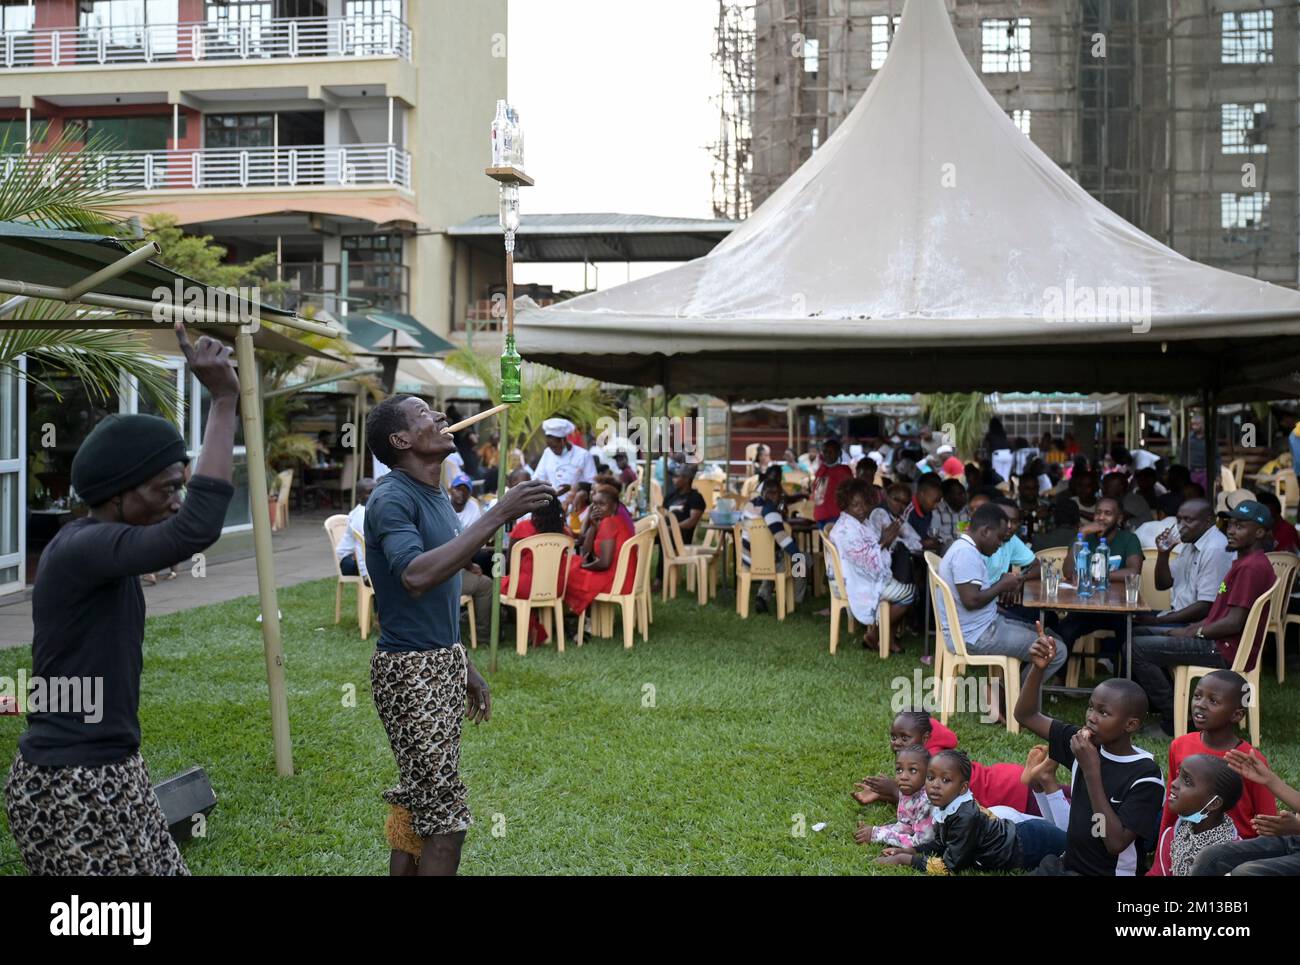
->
[279,260,408,315]
[1,14,411,69]
[1,143,411,191]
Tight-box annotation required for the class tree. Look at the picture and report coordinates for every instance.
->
[919,392,990,459]
[0,127,178,416]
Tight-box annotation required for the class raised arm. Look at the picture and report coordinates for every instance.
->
[1013,622,1056,740]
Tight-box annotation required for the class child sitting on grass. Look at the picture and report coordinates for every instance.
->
[988,745,1071,831]
[1147,754,1242,876]
[855,745,933,849]
[1014,622,1165,876]
[875,750,1067,875]
[1157,669,1275,842]
[854,709,1049,817]
[1191,750,1300,875]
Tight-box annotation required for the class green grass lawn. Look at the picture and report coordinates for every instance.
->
[1,579,1297,875]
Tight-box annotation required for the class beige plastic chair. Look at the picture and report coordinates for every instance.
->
[1172,576,1276,746]
[1264,552,1299,681]
[739,474,760,499]
[324,514,364,626]
[821,529,893,659]
[733,518,795,620]
[461,594,477,650]
[1228,457,1246,490]
[783,468,811,495]
[501,533,574,656]
[1275,469,1298,520]
[1141,547,1172,613]
[1034,546,1068,567]
[576,527,656,650]
[658,513,714,604]
[351,523,376,640]
[925,550,1021,735]
[636,513,659,630]
[1219,465,1238,495]
[692,476,721,512]
[273,468,294,531]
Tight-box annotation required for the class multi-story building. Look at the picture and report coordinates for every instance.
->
[0,0,506,594]
[719,0,1299,287]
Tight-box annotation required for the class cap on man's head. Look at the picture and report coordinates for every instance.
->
[542,417,575,438]
[936,444,954,456]
[451,473,472,490]
[1218,498,1273,528]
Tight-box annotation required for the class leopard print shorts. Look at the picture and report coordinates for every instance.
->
[370,644,472,839]
[4,752,189,876]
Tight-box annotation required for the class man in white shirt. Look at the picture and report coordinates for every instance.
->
[532,417,596,505]
[448,473,482,528]
[1135,499,1233,630]
[336,477,375,581]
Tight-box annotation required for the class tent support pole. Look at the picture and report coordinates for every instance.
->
[236,328,294,777]
[724,396,733,492]
[1203,388,1219,497]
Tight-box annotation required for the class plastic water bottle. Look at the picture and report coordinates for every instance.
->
[1090,538,1109,596]
[1071,533,1091,597]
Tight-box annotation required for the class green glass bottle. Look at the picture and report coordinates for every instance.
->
[500,333,522,403]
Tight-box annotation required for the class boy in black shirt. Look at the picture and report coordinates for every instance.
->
[1014,622,1165,875]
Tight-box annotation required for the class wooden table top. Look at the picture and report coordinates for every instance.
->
[1023,579,1147,613]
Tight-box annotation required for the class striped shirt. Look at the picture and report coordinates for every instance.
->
[740,497,797,568]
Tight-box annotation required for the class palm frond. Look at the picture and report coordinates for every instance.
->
[0,127,128,231]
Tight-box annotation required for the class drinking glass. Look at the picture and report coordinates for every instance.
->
[1124,572,1141,607]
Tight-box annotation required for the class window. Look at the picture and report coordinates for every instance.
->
[205,113,273,148]
[81,1,179,54]
[1221,10,1272,64]
[982,18,1031,73]
[1011,109,1031,137]
[802,37,818,74]
[870,15,900,70]
[343,234,405,312]
[0,2,34,34]
[66,115,181,151]
[1221,102,1269,154]
[1221,192,1269,230]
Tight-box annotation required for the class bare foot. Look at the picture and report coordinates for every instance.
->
[864,625,880,651]
[1021,745,1049,785]
[141,573,157,586]
[984,680,1006,725]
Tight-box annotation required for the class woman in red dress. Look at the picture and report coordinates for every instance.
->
[564,486,636,615]
[502,494,569,646]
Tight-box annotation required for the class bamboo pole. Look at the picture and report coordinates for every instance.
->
[235,329,293,777]
[489,407,508,674]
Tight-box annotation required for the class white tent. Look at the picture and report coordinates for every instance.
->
[517,0,1300,400]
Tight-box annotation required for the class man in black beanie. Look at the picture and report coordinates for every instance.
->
[4,322,239,876]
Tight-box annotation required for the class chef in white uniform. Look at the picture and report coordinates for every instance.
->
[532,417,596,506]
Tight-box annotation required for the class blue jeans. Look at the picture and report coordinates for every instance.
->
[1015,818,1067,870]
[1191,834,1300,876]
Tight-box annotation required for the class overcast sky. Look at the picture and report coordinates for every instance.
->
[507,0,719,290]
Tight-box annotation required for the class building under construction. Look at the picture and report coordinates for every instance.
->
[712,0,1299,286]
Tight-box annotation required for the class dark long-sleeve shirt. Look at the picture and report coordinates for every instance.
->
[19,475,233,767]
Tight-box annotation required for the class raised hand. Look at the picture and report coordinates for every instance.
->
[495,479,556,523]
[1028,621,1056,671]
[175,320,239,401]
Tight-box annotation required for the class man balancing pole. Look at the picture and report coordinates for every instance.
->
[363,395,554,875]
[4,322,238,875]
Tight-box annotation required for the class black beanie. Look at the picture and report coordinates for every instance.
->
[71,414,191,507]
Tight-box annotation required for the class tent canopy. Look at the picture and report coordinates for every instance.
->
[517,0,1300,401]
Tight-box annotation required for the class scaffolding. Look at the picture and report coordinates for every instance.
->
[712,0,1300,286]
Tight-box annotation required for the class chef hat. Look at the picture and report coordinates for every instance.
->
[542,417,575,438]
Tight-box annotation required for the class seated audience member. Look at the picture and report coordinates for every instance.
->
[1015,629,1165,875]
[567,481,592,534]
[931,477,967,550]
[1147,755,1243,876]
[1121,491,1154,530]
[664,467,706,545]
[742,477,807,614]
[1017,472,1051,541]
[1255,491,1297,553]
[564,486,636,619]
[831,479,913,653]
[854,745,934,850]
[1101,471,1129,506]
[1191,750,1300,875]
[1136,498,1232,631]
[1070,467,1099,522]
[335,477,376,581]
[1134,506,1173,549]
[503,495,570,647]
[936,504,1067,685]
[909,473,944,552]
[1157,464,1192,517]
[612,451,638,487]
[751,443,772,477]
[814,438,854,529]
[1132,500,1277,738]
[854,455,879,488]
[1156,670,1276,843]
[873,750,1067,875]
[986,497,1039,583]
[449,473,482,528]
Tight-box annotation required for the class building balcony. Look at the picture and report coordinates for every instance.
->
[279,260,408,315]
[3,142,411,191]
[1,14,411,70]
